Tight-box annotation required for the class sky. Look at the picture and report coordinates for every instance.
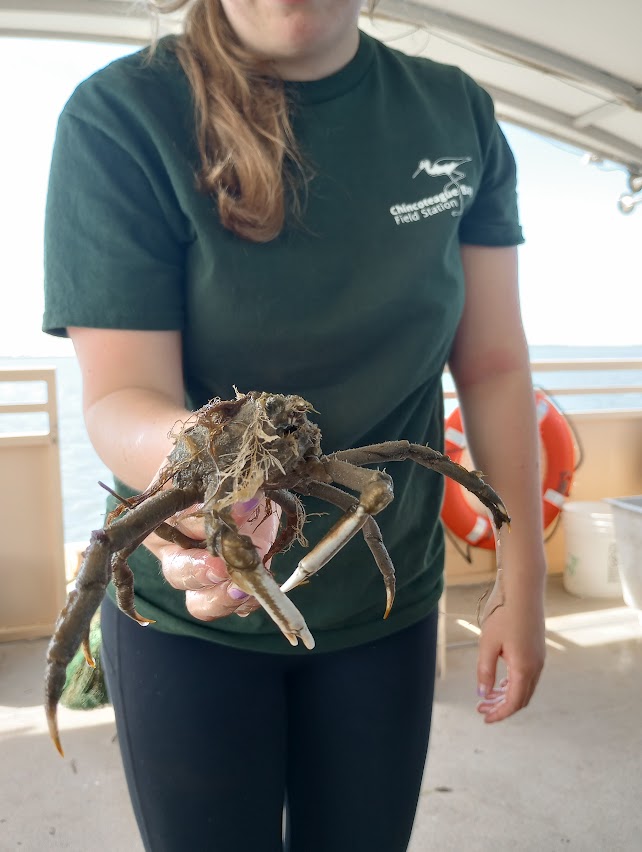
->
[0,35,640,358]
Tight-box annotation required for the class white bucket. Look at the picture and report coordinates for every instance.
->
[605,496,642,611]
[562,501,622,598]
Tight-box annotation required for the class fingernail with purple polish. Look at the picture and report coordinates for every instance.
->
[477,684,488,698]
[228,585,249,601]
[238,496,260,512]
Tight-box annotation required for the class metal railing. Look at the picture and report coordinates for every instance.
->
[443,358,642,407]
[0,365,59,439]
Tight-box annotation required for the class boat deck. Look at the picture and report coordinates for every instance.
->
[1,575,640,851]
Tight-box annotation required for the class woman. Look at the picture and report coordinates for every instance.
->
[43,1,546,849]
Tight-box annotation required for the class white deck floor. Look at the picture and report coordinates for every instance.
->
[1,576,641,851]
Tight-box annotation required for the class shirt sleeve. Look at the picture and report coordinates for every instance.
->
[43,107,186,337]
[458,77,525,247]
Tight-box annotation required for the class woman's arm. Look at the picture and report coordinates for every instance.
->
[448,245,546,723]
[68,327,187,490]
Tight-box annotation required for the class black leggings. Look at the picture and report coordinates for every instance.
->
[101,597,437,852]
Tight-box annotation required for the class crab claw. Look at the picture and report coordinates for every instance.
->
[219,526,316,650]
[281,505,369,594]
[230,565,315,650]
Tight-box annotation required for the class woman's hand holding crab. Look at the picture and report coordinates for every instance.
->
[145,494,280,621]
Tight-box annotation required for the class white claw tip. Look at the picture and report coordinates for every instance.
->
[284,630,315,650]
[280,569,305,595]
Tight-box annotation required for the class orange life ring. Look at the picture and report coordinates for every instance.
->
[441,389,575,549]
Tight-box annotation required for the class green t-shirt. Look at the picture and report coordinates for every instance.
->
[43,31,523,653]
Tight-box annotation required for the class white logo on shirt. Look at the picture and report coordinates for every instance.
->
[412,157,471,181]
[389,155,473,227]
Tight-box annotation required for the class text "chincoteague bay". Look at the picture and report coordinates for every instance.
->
[389,184,473,224]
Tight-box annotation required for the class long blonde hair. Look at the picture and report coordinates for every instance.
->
[150,0,372,242]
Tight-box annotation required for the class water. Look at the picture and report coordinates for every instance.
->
[529,344,642,412]
[441,345,642,415]
[1,348,641,544]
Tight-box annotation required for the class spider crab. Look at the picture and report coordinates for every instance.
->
[46,390,510,754]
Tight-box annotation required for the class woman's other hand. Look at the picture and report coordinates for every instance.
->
[476,586,546,723]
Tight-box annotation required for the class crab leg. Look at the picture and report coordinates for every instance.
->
[281,461,394,595]
[329,442,511,532]
[76,519,207,667]
[263,489,304,564]
[361,517,396,619]
[45,487,199,756]
[291,480,396,618]
[45,534,111,754]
